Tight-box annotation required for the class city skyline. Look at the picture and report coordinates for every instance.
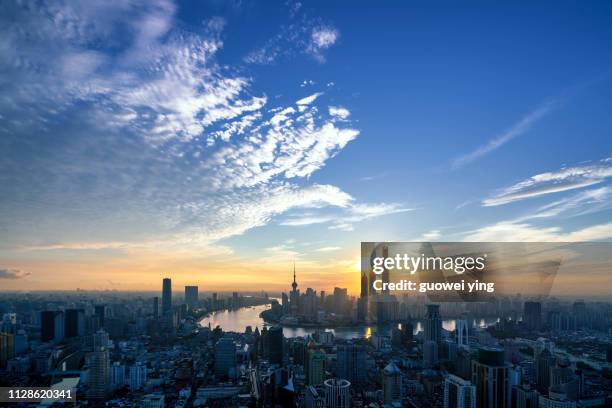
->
[1,1,612,292]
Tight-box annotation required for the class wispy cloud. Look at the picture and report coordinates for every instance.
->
[522,186,612,220]
[452,98,560,168]
[0,1,368,254]
[307,26,339,62]
[0,268,30,279]
[482,158,612,206]
[463,221,612,242]
[315,246,342,252]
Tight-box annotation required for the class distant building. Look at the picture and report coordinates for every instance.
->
[324,378,350,408]
[40,311,64,343]
[153,297,159,320]
[336,343,366,384]
[456,319,469,346]
[523,302,542,331]
[184,286,198,309]
[512,384,538,408]
[162,278,172,314]
[307,349,326,386]
[0,332,15,369]
[382,361,402,404]
[444,374,476,408]
[268,326,284,365]
[129,362,147,391]
[64,308,85,338]
[94,305,106,328]
[111,362,125,389]
[304,385,325,408]
[87,330,111,400]
[142,393,165,408]
[214,336,236,378]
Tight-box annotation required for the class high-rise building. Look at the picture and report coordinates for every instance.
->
[424,340,439,368]
[456,319,469,347]
[512,384,538,408]
[268,326,284,365]
[336,343,366,384]
[425,304,442,343]
[142,393,165,408]
[307,349,326,386]
[382,362,402,404]
[153,297,159,320]
[94,305,106,328]
[381,246,390,294]
[65,308,85,338]
[214,336,236,378]
[472,347,510,408]
[523,302,542,331]
[88,330,111,400]
[184,286,198,309]
[40,311,64,343]
[304,385,325,408]
[324,378,350,408]
[111,362,125,390]
[538,394,577,408]
[0,332,15,369]
[162,278,172,314]
[536,348,555,392]
[129,362,147,391]
[444,374,476,408]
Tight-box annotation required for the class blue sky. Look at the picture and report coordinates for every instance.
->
[0,0,611,290]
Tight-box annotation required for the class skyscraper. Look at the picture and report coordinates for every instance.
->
[184,286,198,309]
[214,336,236,378]
[382,361,402,404]
[41,310,64,343]
[162,278,172,314]
[456,319,469,347]
[152,297,159,320]
[444,374,476,408]
[336,343,366,384]
[0,332,14,369]
[65,308,85,338]
[324,378,350,408]
[523,301,542,331]
[268,326,284,365]
[94,305,106,328]
[307,349,326,386]
[472,347,510,408]
[425,304,442,343]
[88,330,111,400]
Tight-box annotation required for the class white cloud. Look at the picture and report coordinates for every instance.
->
[452,98,559,168]
[0,268,31,279]
[482,158,612,206]
[307,26,339,62]
[524,186,612,220]
[463,221,612,242]
[296,92,323,105]
[329,106,350,119]
[416,230,442,241]
[315,246,341,252]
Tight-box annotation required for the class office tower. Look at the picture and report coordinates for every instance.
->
[382,361,402,404]
[184,286,198,309]
[153,297,159,320]
[232,291,239,308]
[94,305,106,328]
[536,348,555,392]
[456,319,469,346]
[324,378,350,408]
[162,278,172,314]
[523,301,542,331]
[512,384,538,408]
[550,356,579,400]
[456,346,473,380]
[336,343,366,384]
[472,347,510,408]
[282,293,290,314]
[304,386,325,408]
[268,326,284,365]
[129,362,147,391]
[41,310,64,343]
[212,292,218,309]
[304,288,317,318]
[444,374,476,408]
[307,349,326,385]
[357,296,368,322]
[0,332,15,369]
[88,330,111,400]
[214,336,236,378]
[423,339,439,368]
[572,300,586,329]
[381,246,390,294]
[425,304,442,343]
[111,362,126,390]
[333,287,348,315]
[65,308,85,338]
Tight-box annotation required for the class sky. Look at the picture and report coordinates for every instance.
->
[0,1,611,294]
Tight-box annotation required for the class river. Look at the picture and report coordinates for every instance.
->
[199,303,498,339]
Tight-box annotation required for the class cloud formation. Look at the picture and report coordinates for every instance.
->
[482,158,612,206]
[452,98,559,168]
[0,269,30,279]
[463,221,612,242]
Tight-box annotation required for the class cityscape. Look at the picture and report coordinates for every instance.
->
[0,267,611,407]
